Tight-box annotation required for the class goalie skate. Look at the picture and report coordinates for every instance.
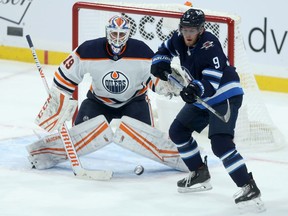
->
[177,156,212,193]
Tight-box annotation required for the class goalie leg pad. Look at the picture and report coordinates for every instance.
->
[27,115,113,169]
[113,116,189,172]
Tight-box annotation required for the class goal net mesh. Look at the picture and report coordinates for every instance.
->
[72,1,285,152]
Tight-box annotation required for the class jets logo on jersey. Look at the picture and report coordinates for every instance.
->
[201,41,214,50]
[102,71,129,94]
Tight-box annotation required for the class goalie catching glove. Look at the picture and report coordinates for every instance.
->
[154,64,189,97]
[35,86,78,132]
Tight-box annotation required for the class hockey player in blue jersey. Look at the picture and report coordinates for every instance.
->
[151,8,264,210]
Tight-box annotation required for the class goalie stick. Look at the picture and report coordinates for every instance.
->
[26,34,113,181]
[167,74,231,123]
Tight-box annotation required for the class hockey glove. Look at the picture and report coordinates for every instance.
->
[151,55,172,81]
[180,81,203,103]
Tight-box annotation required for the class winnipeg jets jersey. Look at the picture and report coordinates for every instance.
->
[53,37,154,108]
[156,30,244,108]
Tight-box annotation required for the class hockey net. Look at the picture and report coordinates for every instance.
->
[72,1,285,152]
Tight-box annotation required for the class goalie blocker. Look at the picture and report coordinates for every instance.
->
[35,86,78,132]
[27,115,188,172]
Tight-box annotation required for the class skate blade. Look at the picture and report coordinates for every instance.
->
[178,181,212,193]
[236,197,266,213]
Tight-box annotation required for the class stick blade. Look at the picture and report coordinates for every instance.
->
[75,169,113,181]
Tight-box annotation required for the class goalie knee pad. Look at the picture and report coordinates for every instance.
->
[27,115,113,169]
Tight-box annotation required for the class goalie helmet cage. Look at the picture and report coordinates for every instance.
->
[72,1,285,152]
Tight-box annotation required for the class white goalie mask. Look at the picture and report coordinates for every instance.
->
[106,15,130,55]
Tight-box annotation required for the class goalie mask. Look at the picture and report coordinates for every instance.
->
[106,15,130,55]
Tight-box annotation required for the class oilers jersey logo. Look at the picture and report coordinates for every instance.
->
[102,71,129,94]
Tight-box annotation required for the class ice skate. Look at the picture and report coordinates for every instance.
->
[234,173,266,213]
[177,156,212,193]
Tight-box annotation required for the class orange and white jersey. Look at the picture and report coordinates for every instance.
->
[53,37,155,108]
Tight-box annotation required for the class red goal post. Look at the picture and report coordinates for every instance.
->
[71,1,285,151]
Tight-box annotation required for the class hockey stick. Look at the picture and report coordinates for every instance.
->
[167,74,231,123]
[26,35,113,180]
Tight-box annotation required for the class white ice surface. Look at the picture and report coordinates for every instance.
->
[0,59,288,216]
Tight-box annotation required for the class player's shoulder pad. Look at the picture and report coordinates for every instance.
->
[76,37,107,59]
[125,38,154,58]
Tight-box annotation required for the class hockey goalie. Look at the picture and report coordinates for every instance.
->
[27,15,188,173]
